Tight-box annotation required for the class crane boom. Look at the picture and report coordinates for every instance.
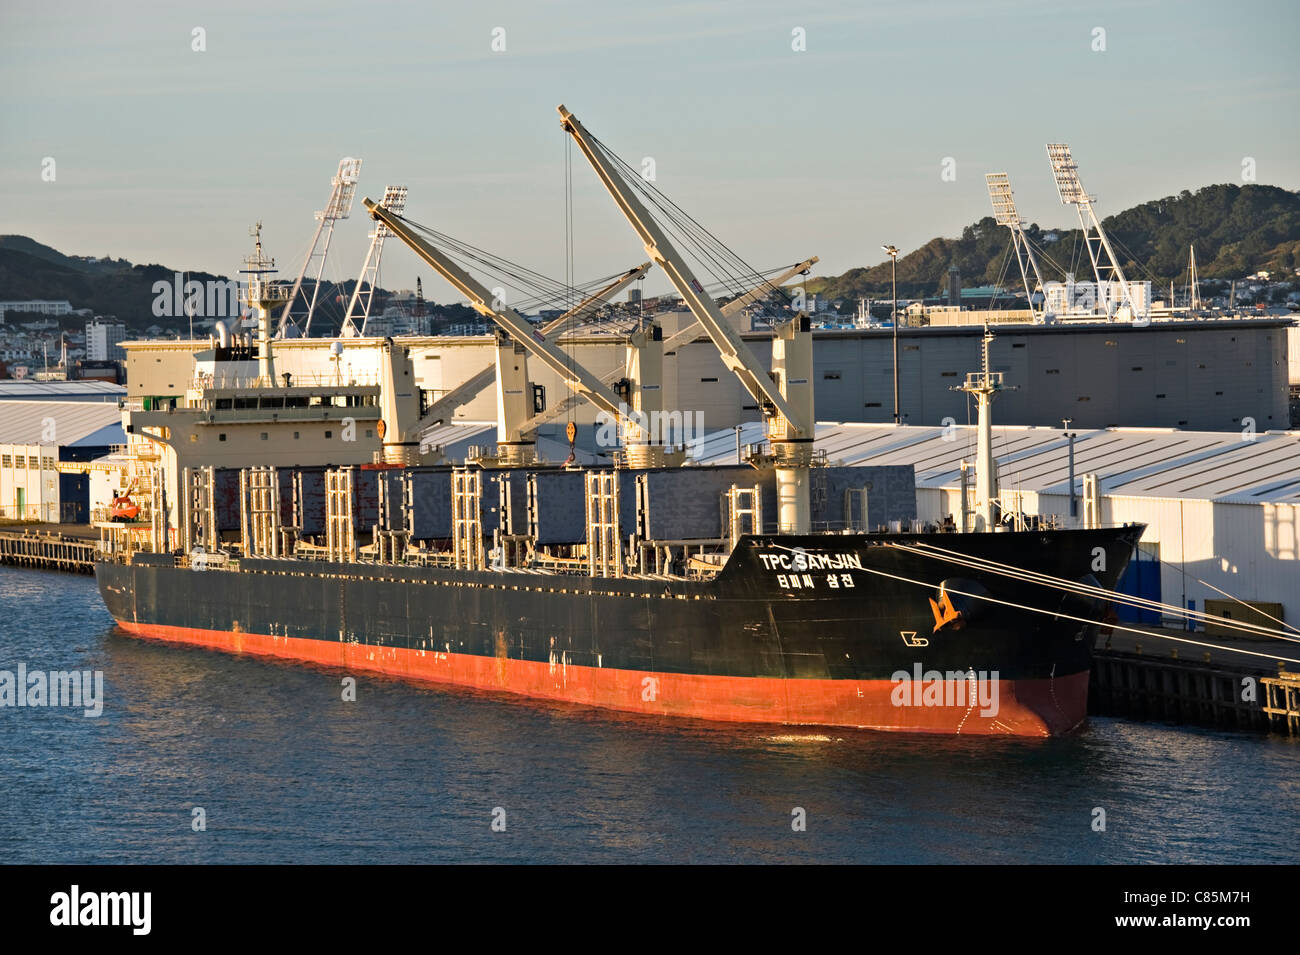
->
[519,256,819,434]
[416,261,652,428]
[557,105,804,435]
[364,198,631,430]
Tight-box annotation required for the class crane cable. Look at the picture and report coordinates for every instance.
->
[391,212,630,318]
[884,539,1300,643]
[583,130,790,305]
[893,537,1300,640]
[761,542,1300,665]
[889,538,1299,641]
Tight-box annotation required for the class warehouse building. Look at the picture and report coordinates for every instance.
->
[0,401,124,522]
[121,315,1290,435]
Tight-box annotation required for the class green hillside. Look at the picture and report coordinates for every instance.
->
[804,183,1300,301]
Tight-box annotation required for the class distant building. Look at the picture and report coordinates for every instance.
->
[1042,277,1152,320]
[364,310,432,337]
[86,319,127,361]
[0,300,74,322]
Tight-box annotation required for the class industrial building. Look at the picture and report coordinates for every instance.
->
[0,400,124,522]
[121,315,1290,437]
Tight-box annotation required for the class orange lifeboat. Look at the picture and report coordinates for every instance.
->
[110,482,140,522]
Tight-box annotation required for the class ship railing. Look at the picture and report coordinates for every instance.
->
[189,373,381,392]
[90,507,154,525]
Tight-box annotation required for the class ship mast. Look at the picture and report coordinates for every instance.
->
[956,326,1015,531]
[240,222,288,386]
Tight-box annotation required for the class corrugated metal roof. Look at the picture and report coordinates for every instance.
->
[413,418,1300,504]
[0,379,125,401]
[0,400,125,447]
[418,421,605,465]
[696,422,1300,505]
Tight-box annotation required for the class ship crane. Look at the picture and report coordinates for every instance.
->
[557,105,815,534]
[985,173,1046,321]
[1045,144,1141,322]
[364,199,667,467]
[277,157,362,338]
[415,261,653,432]
[522,256,819,435]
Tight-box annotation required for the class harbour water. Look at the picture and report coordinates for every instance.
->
[1,565,1296,865]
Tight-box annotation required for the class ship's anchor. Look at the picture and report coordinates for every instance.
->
[928,578,992,633]
[929,589,966,633]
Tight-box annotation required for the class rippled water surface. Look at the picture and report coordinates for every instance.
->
[1,566,1296,864]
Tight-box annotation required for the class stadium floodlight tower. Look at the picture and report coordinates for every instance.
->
[985,172,1047,321]
[1045,143,1139,322]
[278,158,362,338]
[338,185,408,338]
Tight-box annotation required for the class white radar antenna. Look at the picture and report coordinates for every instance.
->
[341,185,408,337]
[280,157,362,338]
[1045,144,1139,322]
[985,173,1046,321]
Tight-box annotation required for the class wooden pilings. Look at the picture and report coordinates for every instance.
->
[0,530,97,574]
[1091,644,1296,736]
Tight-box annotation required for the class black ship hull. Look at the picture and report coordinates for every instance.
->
[96,527,1141,736]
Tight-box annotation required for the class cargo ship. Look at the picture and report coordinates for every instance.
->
[97,524,1139,736]
[92,107,1143,736]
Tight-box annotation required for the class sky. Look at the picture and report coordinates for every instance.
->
[2,0,1298,302]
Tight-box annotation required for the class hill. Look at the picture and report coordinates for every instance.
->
[803,183,1300,302]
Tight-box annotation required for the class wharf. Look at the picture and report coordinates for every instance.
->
[1090,626,1300,736]
[0,524,98,574]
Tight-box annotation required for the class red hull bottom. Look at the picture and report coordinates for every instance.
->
[114,620,1089,737]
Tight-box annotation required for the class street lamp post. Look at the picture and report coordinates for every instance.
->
[882,245,900,424]
[1062,417,1076,523]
